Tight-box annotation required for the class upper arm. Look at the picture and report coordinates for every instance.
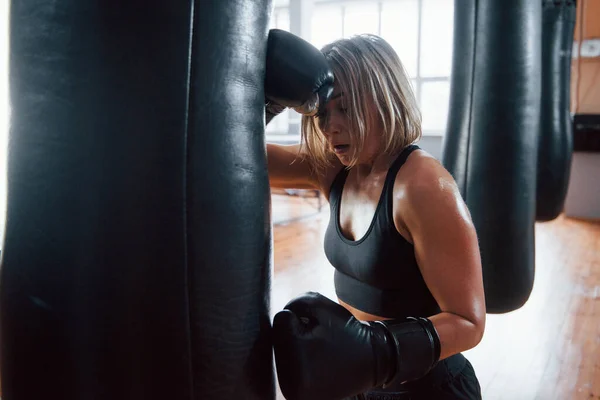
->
[267,143,343,197]
[395,159,486,327]
[267,143,319,190]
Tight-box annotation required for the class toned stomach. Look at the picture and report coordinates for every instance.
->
[338,298,393,322]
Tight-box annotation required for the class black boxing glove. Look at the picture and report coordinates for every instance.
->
[264,29,334,125]
[272,292,441,400]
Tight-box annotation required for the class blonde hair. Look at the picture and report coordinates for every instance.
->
[301,34,422,171]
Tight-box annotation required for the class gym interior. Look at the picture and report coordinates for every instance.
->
[0,1,598,399]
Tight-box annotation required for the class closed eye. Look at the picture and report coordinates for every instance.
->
[315,109,328,119]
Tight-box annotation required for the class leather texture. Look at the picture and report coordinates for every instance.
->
[442,0,542,313]
[1,1,275,399]
[265,29,334,116]
[536,0,577,221]
[272,292,440,400]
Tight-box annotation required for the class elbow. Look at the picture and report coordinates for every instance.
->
[454,309,486,351]
[466,297,487,349]
[472,317,485,348]
[467,312,486,349]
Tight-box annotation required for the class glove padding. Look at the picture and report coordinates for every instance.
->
[272,292,441,400]
[265,29,334,123]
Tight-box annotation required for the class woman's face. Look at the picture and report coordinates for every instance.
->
[318,87,382,167]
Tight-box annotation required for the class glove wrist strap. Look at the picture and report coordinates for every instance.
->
[369,317,441,387]
[368,321,397,388]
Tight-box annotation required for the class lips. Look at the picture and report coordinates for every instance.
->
[333,144,350,154]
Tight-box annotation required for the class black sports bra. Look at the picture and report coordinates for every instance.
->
[323,145,441,318]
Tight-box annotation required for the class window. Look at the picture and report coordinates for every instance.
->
[311,4,343,51]
[343,3,379,39]
[268,0,455,140]
[269,6,291,32]
[380,1,419,80]
[266,6,296,142]
[419,0,454,134]
[311,0,454,136]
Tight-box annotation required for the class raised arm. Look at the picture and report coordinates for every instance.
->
[264,29,337,191]
[267,143,318,190]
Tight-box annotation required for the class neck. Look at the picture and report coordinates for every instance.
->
[354,150,398,180]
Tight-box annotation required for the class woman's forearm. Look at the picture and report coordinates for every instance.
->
[429,311,485,360]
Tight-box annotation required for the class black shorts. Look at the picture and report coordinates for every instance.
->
[345,354,482,400]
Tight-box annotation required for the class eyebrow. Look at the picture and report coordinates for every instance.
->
[331,92,344,100]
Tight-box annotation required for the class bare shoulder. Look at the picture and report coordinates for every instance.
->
[393,149,471,231]
[398,150,460,196]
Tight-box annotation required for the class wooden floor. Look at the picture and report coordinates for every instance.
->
[270,193,600,400]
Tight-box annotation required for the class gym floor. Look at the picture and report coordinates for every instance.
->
[270,191,600,400]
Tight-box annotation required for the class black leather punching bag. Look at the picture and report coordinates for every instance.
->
[536,0,577,221]
[1,1,274,399]
[441,3,476,198]
[442,0,542,313]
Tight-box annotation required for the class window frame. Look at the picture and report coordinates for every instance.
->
[267,0,454,141]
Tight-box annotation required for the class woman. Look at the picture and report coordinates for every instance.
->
[267,32,485,400]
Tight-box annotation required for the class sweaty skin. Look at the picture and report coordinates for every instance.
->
[267,89,486,362]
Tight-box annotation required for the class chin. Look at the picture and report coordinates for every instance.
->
[336,155,351,166]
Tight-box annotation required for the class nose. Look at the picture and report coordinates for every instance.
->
[319,114,338,137]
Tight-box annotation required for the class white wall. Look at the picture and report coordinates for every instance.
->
[564,153,600,220]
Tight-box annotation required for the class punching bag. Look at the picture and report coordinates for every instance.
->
[442,0,542,313]
[441,2,476,197]
[536,0,577,221]
[0,1,274,399]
